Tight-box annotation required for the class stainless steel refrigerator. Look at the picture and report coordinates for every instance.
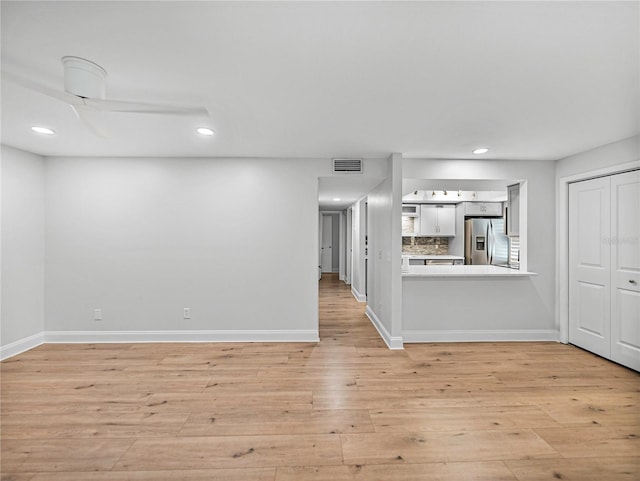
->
[464,218,510,266]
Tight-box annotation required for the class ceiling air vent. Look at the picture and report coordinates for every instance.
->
[332,158,362,174]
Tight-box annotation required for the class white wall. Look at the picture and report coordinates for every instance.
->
[1,146,45,357]
[44,156,329,342]
[556,135,639,178]
[366,177,393,332]
[364,154,403,348]
[402,157,557,339]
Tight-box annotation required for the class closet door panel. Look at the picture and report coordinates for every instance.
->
[569,177,611,358]
[610,170,640,371]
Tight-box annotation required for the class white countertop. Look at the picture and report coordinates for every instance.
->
[402,265,537,277]
[402,254,464,260]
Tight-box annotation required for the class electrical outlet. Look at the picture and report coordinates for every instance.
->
[94,309,102,321]
[183,307,191,319]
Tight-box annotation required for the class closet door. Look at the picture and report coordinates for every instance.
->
[610,170,640,370]
[569,177,611,359]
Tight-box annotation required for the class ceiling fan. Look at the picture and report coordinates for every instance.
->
[4,56,209,136]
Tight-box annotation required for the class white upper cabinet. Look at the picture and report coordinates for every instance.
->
[402,204,420,236]
[420,204,455,236]
[402,204,420,216]
[463,202,503,216]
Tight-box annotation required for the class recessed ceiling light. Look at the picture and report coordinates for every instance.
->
[333,198,341,201]
[196,127,214,136]
[472,148,489,155]
[31,126,55,135]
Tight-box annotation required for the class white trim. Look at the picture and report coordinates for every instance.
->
[557,159,640,344]
[43,330,319,344]
[351,286,366,302]
[0,332,45,360]
[366,305,404,349]
[402,329,559,343]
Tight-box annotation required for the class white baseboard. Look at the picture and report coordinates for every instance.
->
[402,329,560,343]
[351,286,366,302]
[44,329,320,344]
[365,306,404,350]
[1,332,45,360]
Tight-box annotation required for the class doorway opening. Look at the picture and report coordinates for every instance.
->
[319,212,341,276]
[317,169,384,341]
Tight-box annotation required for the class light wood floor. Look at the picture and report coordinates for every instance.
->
[1,273,638,480]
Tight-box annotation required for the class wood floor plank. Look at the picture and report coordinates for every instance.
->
[313,389,474,410]
[0,439,134,472]
[505,457,640,481]
[144,391,312,412]
[369,405,562,432]
[341,430,559,464]
[534,426,640,458]
[0,473,35,481]
[113,435,343,470]
[28,468,276,481]
[179,409,374,436]
[0,393,152,415]
[535,396,640,427]
[0,412,189,439]
[201,377,358,393]
[275,461,518,480]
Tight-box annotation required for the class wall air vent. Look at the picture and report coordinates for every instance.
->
[332,158,362,174]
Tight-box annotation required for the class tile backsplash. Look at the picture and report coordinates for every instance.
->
[402,237,449,255]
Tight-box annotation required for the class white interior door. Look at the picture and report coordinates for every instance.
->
[569,176,611,359]
[321,215,333,273]
[610,170,640,370]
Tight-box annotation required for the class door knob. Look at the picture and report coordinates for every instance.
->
[629,279,637,285]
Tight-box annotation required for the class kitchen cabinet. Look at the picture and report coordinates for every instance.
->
[403,255,465,266]
[402,204,420,216]
[402,204,420,236]
[463,202,503,217]
[507,183,520,236]
[402,216,420,236]
[420,204,455,236]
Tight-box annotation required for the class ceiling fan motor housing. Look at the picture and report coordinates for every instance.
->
[62,56,107,99]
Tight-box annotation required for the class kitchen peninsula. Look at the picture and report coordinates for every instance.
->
[399,181,555,344]
[401,259,551,343]
[402,264,536,277]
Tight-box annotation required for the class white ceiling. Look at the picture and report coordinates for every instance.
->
[1,0,639,219]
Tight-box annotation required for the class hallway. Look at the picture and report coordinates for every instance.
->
[0,274,638,480]
[318,273,381,347]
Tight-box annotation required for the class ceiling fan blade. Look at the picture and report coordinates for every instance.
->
[71,104,108,138]
[83,98,208,116]
[2,70,83,106]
